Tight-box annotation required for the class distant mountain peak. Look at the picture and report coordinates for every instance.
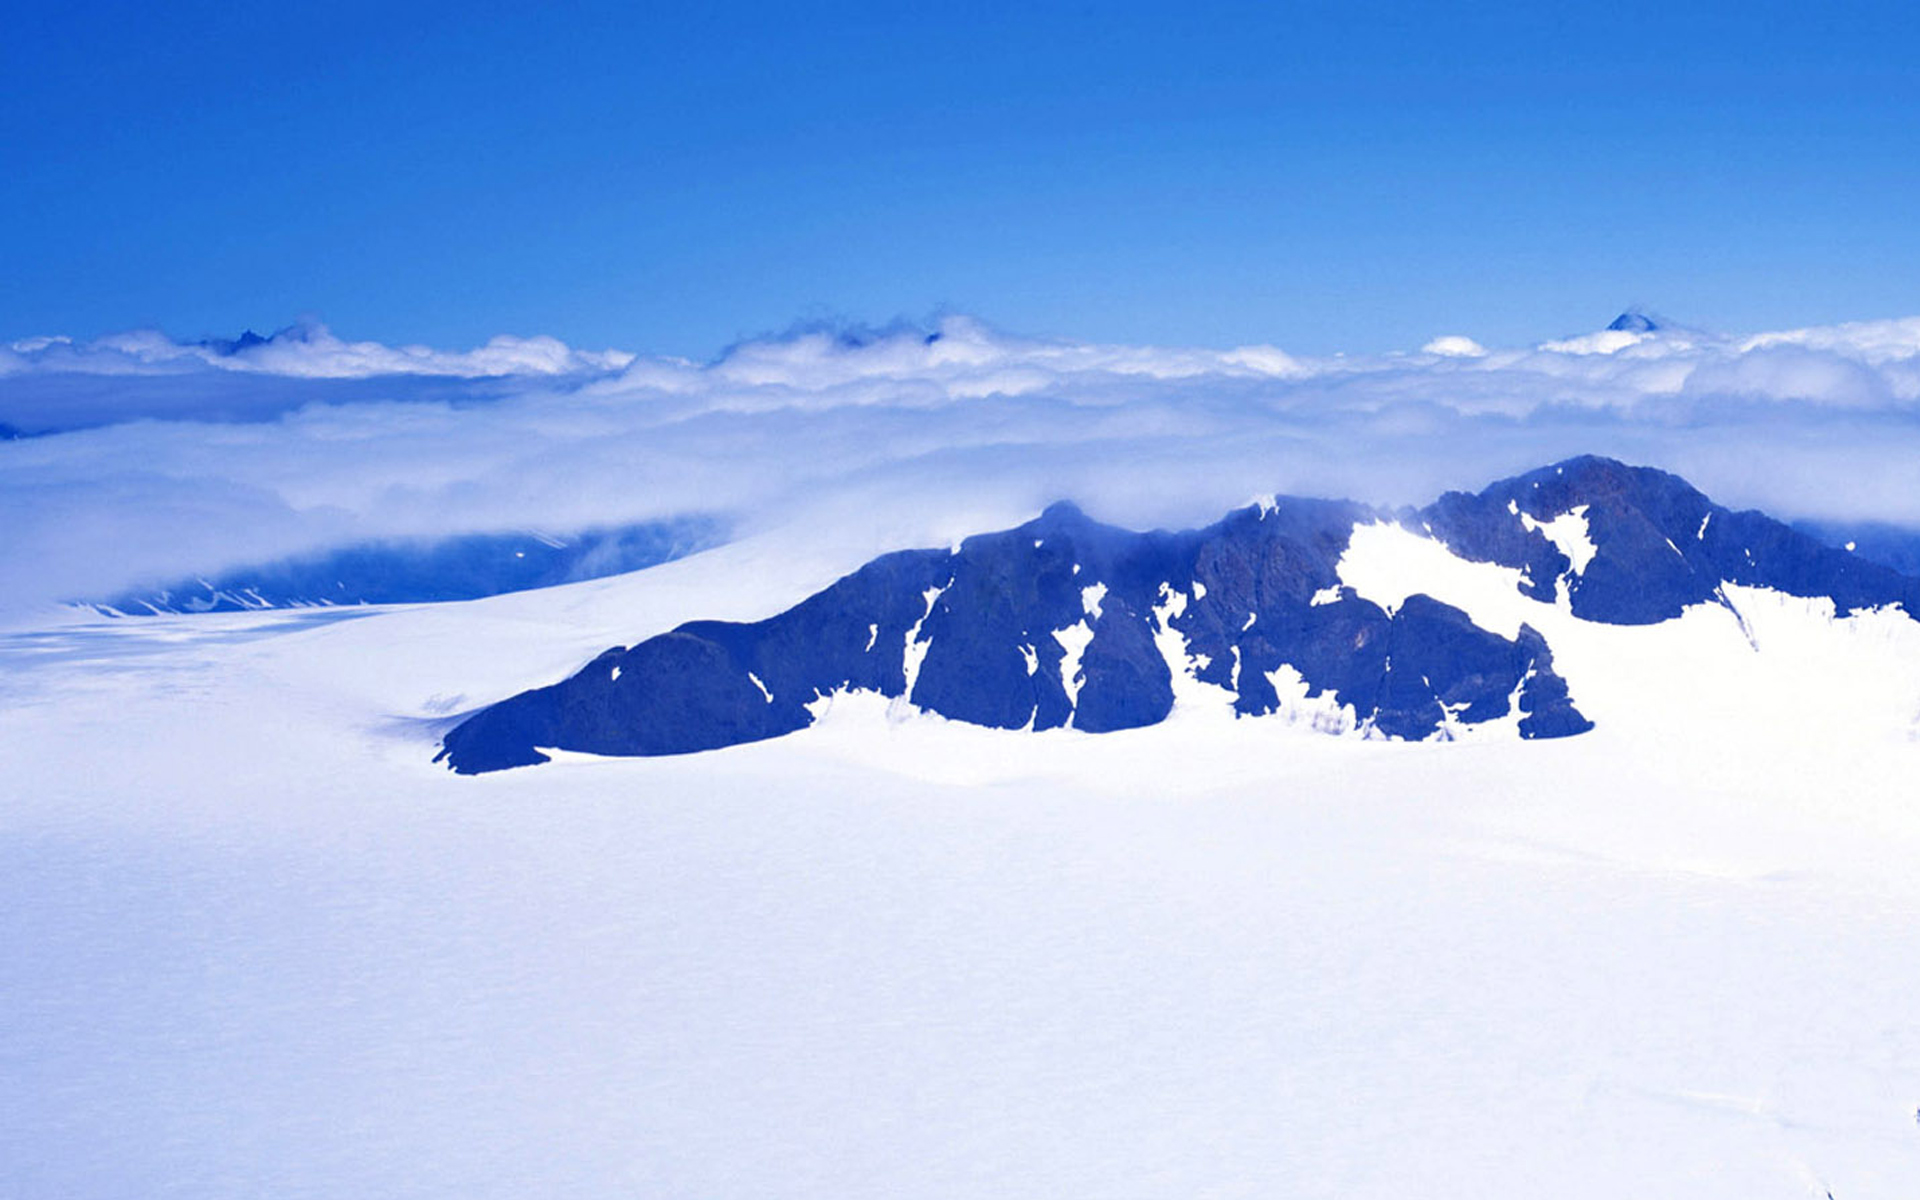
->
[1605,309,1663,334]
[194,329,271,356]
[193,322,328,357]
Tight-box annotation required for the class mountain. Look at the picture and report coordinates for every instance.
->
[1605,308,1663,333]
[436,456,1917,774]
[194,328,273,356]
[1416,456,1914,623]
[90,517,721,615]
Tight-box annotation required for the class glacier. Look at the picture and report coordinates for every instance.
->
[5,455,1920,1199]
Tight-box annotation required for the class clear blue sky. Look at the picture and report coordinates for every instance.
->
[5,0,1918,356]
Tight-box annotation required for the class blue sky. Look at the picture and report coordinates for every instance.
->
[5,0,1919,356]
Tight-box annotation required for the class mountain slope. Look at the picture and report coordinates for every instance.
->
[90,517,721,615]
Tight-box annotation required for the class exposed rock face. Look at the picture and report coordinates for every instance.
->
[1419,456,1919,624]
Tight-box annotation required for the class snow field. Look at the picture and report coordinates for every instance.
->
[4,521,1920,1198]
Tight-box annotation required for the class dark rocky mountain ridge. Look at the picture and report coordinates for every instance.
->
[437,456,1920,774]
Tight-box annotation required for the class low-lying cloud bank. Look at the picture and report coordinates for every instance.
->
[6,320,632,386]
[5,311,1920,619]
[0,321,634,432]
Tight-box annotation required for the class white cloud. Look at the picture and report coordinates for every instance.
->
[3,310,1920,618]
[1420,335,1487,358]
[1535,329,1650,355]
[4,320,632,383]
[1740,316,1920,363]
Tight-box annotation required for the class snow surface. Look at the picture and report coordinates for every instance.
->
[901,582,946,700]
[6,524,1920,1199]
[1150,584,1236,718]
[1052,620,1093,713]
[1080,581,1107,620]
[1519,503,1597,576]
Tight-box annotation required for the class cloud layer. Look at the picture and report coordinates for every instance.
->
[5,312,1920,619]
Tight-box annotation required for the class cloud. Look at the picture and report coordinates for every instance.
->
[0,322,633,433]
[3,310,1920,619]
[1421,335,1487,358]
[5,320,633,381]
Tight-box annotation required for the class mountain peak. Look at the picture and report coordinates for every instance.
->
[194,329,271,357]
[1033,499,1092,528]
[1605,309,1662,334]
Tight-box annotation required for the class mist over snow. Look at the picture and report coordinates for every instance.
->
[5,310,1920,619]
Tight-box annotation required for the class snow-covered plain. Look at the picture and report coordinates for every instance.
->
[6,521,1920,1199]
